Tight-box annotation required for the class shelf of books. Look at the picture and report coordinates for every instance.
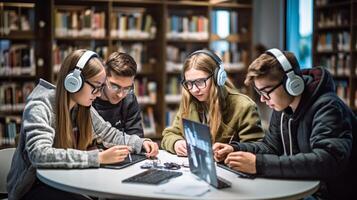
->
[313,0,356,111]
[0,1,38,148]
[0,0,254,140]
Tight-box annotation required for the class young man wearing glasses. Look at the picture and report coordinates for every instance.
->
[213,49,356,199]
[161,50,264,156]
[92,52,144,137]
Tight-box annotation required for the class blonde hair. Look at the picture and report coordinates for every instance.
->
[55,49,104,150]
[181,52,235,142]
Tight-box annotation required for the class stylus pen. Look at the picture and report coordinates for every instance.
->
[122,128,132,162]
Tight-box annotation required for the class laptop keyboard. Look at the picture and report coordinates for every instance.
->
[122,169,183,185]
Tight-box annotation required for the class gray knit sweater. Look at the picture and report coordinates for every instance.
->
[7,79,147,200]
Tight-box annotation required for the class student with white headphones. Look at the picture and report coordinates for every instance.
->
[7,49,158,200]
[161,49,264,156]
[213,48,357,199]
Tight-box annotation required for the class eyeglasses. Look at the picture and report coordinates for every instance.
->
[106,80,134,95]
[85,80,105,94]
[254,81,283,100]
[181,74,213,90]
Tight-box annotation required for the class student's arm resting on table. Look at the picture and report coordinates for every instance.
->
[91,107,149,154]
[25,101,100,168]
[232,102,352,179]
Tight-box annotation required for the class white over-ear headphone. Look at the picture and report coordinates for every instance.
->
[187,50,227,86]
[266,48,304,96]
[64,50,98,93]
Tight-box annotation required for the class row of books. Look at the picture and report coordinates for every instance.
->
[55,9,106,38]
[166,77,181,96]
[0,82,35,112]
[110,9,156,39]
[52,44,108,73]
[165,45,247,72]
[0,116,21,146]
[335,80,350,105]
[165,108,179,127]
[166,15,209,40]
[134,78,157,105]
[319,54,352,76]
[316,32,351,52]
[211,10,239,37]
[0,7,33,35]
[115,42,155,73]
[0,42,36,76]
[141,107,156,137]
[317,11,350,28]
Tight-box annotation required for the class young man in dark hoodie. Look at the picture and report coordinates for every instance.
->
[213,48,356,199]
[93,52,144,137]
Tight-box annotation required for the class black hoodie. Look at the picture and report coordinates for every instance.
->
[231,67,357,199]
[92,94,144,137]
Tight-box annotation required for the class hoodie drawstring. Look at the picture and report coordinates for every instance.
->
[280,113,293,156]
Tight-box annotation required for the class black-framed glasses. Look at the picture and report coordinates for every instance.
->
[85,80,105,94]
[181,74,213,90]
[254,81,283,100]
[106,80,134,95]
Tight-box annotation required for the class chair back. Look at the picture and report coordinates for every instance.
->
[0,148,15,194]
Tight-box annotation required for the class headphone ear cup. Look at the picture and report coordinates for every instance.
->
[64,71,84,93]
[215,65,227,86]
[285,75,304,96]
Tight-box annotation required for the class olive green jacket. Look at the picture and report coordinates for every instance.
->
[161,86,264,154]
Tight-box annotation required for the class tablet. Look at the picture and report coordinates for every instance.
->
[100,153,147,169]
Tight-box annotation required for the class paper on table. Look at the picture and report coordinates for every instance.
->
[155,173,210,197]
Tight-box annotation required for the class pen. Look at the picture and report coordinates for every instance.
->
[122,128,132,162]
[228,133,235,144]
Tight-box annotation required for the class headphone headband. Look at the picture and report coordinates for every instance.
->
[266,48,293,72]
[188,49,223,67]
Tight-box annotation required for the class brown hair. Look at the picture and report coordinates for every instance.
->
[181,52,235,141]
[244,51,299,86]
[106,52,137,77]
[55,49,104,150]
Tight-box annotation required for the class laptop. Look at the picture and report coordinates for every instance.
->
[182,118,231,189]
[100,153,147,169]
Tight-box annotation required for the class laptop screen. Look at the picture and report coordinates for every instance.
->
[182,118,220,187]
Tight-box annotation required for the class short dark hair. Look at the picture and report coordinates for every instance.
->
[106,52,137,77]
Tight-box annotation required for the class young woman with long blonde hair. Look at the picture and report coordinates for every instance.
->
[161,49,264,156]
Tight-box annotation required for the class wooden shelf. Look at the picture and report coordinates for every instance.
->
[0,31,35,40]
[0,75,37,81]
[315,1,351,9]
[0,0,253,139]
[315,25,351,31]
[54,36,109,41]
[313,0,356,110]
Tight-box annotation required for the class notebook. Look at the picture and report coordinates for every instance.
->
[182,118,231,189]
[100,153,147,169]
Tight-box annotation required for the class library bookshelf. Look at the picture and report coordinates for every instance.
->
[0,0,254,148]
[313,0,357,112]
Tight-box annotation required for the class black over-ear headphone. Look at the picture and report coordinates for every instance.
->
[185,50,227,86]
[266,48,304,96]
[64,50,98,93]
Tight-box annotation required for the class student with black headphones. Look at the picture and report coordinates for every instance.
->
[7,49,158,200]
[213,48,357,199]
[161,49,264,156]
